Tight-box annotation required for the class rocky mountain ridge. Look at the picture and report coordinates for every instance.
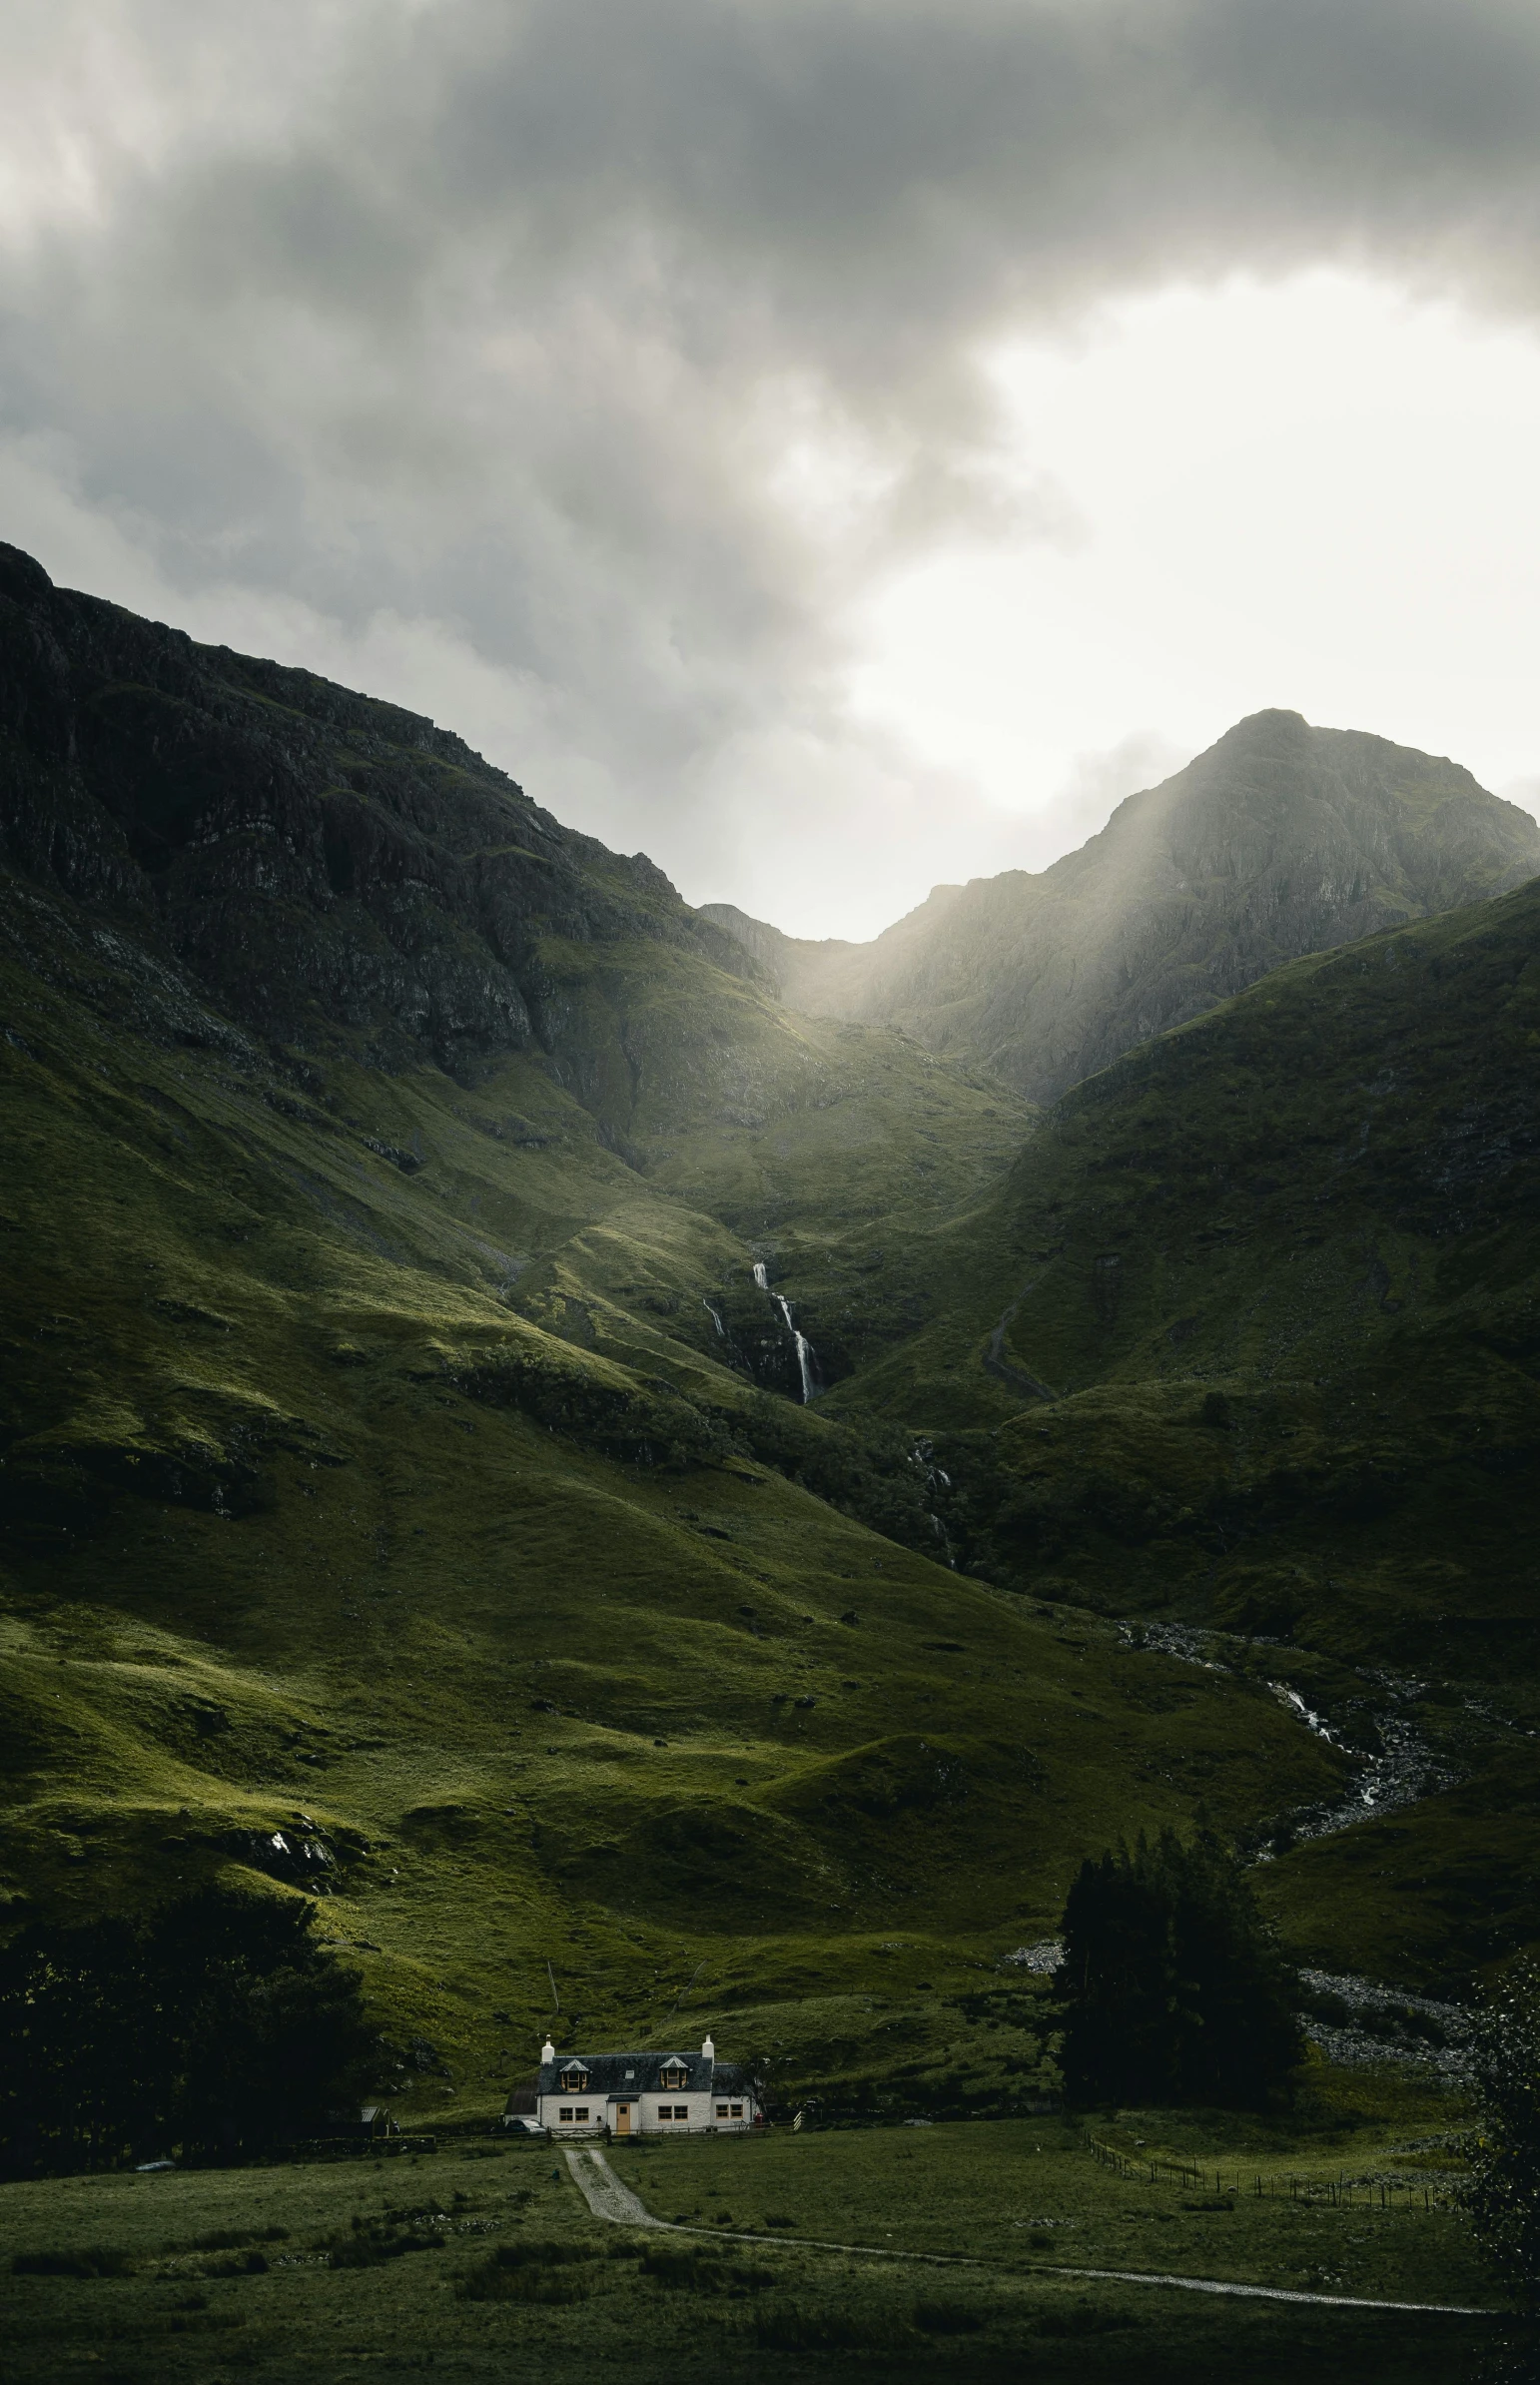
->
[705,709,1540,1101]
[0,539,768,1104]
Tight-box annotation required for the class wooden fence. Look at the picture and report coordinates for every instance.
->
[1085,2132,1455,2211]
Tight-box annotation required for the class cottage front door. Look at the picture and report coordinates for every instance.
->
[614,2102,631,2135]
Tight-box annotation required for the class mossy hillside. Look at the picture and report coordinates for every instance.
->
[821,879,1540,1645]
[631,1004,1031,1365]
[811,882,1540,1986]
[0,541,1035,1241]
[5,548,1531,2031]
[517,919,1038,1389]
[0,875,1352,2108]
[1257,1743,1540,1984]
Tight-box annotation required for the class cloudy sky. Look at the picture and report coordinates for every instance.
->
[7,2,1540,938]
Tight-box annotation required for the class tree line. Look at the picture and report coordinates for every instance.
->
[1054,1826,1301,2109]
[0,1888,377,2175]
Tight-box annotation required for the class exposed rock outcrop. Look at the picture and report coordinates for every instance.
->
[0,541,757,1088]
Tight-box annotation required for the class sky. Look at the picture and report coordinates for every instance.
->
[6,4,1540,939]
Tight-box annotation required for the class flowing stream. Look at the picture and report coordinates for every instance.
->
[1266,1675,1451,1844]
[1120,1626,1453,1849]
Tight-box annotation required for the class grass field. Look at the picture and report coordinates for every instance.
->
[0,2086,1505,2385]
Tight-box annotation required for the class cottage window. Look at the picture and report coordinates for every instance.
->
[660,2064,688,2089]
[575,2106,589,2121]
[731,2104,743,2118]
[559,2106,574,2122]
[715,2103,728,2117]
[559,2066,588,2093]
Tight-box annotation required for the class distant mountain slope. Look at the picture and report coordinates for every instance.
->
[0,540,1028,1221]
[705,710,1540,1102]
[808,875,1540,1985]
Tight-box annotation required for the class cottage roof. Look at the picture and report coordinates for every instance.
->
[534,2046,750,2098]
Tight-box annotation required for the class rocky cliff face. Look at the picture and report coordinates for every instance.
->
[709,710,1540,1101]
[0,541,757,1095]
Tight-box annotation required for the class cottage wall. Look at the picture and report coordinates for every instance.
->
[530,2039,757,2136]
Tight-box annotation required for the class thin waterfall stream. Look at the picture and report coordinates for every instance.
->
[775,1293,817,1405]
[750,1261,819,1403]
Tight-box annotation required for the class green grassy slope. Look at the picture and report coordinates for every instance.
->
[0,863,1350,2111]
[3,540,1531,2088]
[818,880,1540,1986]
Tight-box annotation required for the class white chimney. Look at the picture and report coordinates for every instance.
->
[541,2036,555,2063]
[702,2032,715,2060]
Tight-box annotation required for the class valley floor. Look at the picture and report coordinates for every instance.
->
[0,2096,1508,2385]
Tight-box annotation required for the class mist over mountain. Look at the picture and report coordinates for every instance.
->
[705,710,1540,1102]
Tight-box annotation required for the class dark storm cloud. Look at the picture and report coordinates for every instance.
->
[6,0,1540,924]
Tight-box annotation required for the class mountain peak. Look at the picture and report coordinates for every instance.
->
[726,711,1540,1101]
[0,540,55,606]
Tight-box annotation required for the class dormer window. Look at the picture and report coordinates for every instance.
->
[659,2063,688,2090]
[559,2065,589,2093]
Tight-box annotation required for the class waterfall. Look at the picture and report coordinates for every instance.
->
[749,1260,819,1402]
[702,1298,725,1336]
[775,1293,818,1405]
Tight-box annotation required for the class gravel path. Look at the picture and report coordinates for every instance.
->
[563,2147,1490,2313]
[565,2147,977,2262]
[1045,2263,1486,2314]
[564,2147,662,2228]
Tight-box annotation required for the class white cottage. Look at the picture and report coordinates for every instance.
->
[512,2034,759,2138]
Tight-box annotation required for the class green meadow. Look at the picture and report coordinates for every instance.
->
[0,2083,1502,2385]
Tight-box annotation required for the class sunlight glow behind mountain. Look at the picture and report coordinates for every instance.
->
[841,273,1540,925]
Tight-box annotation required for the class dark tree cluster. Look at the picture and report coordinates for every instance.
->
[1056,1829,1301,2109]
[0,1888,378,2176]
[1463,1960,1540,2309]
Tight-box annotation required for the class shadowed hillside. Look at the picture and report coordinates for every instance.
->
[705,709,1540,1101]
[1,546,1355,2116]
[811,875,1540,1988]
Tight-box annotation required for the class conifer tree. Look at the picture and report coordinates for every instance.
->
[1463,1961,1540,2309]
[1056,1828,1300,2108]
